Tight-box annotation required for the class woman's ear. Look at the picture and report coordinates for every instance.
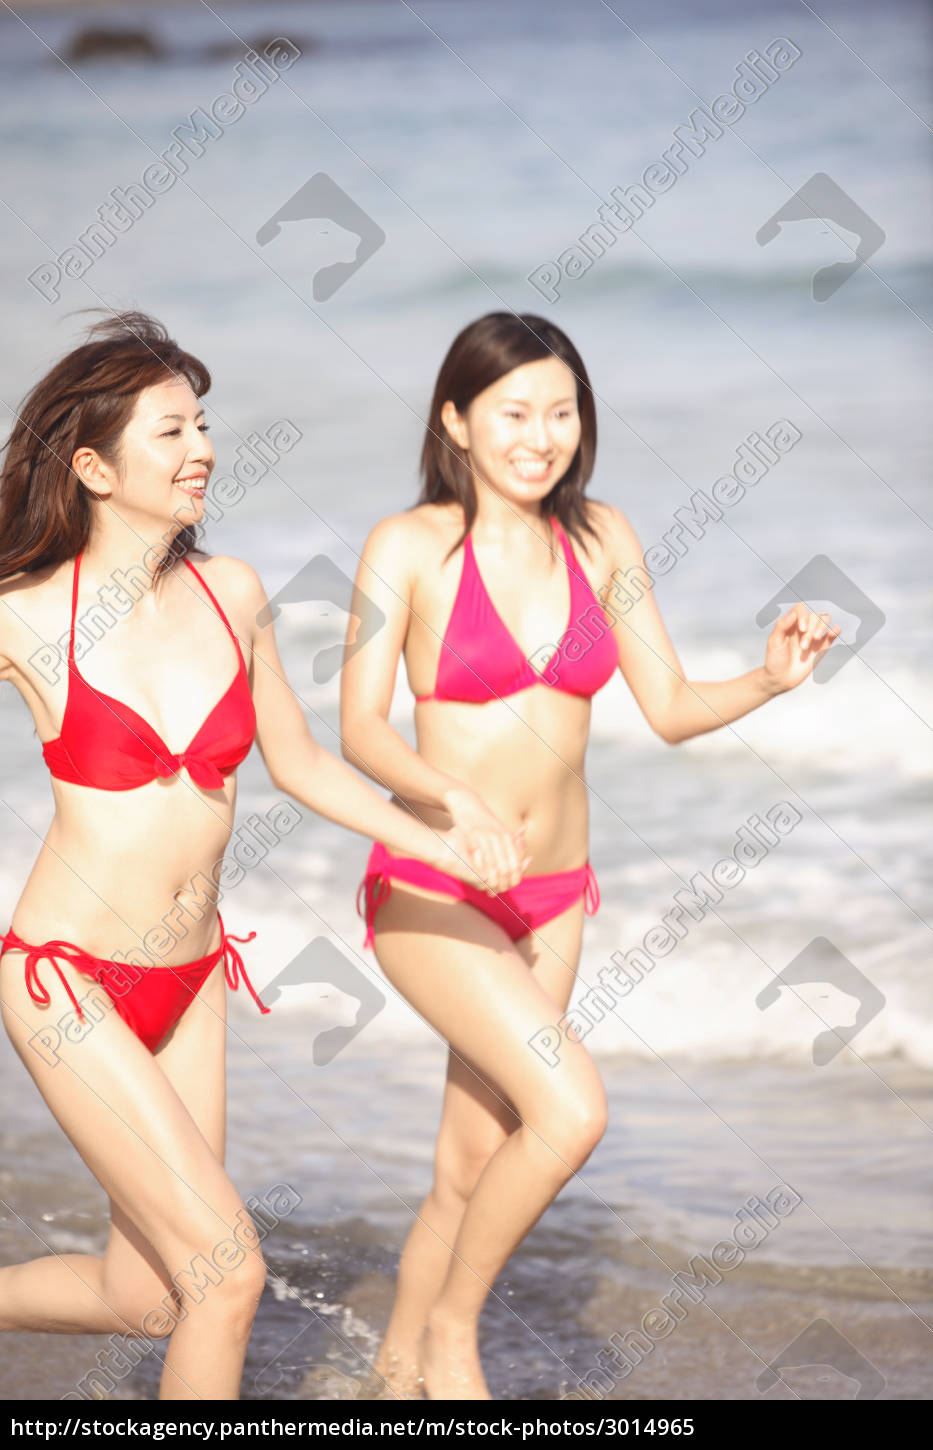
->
[440,399,468,451]
[71,446,115,499]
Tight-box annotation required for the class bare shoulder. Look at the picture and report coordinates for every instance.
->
[582,497,644,558]
[0,560,70,671]
[361,503,461,573]
[187,551,268,609]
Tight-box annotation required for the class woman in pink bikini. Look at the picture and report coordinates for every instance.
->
[0,312,523,1400]
[343,311,840,1399]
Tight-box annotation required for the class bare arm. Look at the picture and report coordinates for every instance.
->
[339,516,527,886]
[338,516,468,812]
[598,506,840,745]
[225,557,515,891]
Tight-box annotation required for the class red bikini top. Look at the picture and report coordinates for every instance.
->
[42,552,256,791]
[415,520,618,705]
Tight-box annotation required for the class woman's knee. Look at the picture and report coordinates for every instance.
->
[188,1232,267,1319]
[532,1079,609,1171]
[433,1126,512,1208]
[214,1246,267,1334]
[159,1210,267,1324]
[106,1234,266,1338]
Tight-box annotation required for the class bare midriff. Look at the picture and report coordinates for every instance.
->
[12,776,236,965]
[403,687,593,874]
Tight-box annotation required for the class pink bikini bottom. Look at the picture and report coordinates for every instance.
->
[357,841,600,949]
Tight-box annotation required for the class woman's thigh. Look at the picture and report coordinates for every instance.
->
[433,895,591,1180]
[370,883,603,1134]
[1,951,251,1275]
[101,961,230,1300]
[515,895,588,1015]
[153,958,228,1158]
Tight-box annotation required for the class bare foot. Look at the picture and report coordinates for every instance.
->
[420,1311,491,1400]
[364,1348,425,1400]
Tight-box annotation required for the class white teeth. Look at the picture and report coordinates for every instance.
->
[511,460,551,479]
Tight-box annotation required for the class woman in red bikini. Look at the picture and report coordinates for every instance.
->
[343,311,840,1399]
[0,312,523,1401]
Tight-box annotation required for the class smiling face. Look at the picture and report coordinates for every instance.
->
[441,356,581,509]
[72,375,215,535]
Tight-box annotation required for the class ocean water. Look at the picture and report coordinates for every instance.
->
[0,0,930,1402]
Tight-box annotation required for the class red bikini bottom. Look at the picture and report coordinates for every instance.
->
[0,912,269,1053]
[357,842,600,950]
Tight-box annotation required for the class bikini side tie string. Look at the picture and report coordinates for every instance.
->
[357,870,392,950]
[216,917,269,1015]
[583,862,600,916]
[2,931,90,1021]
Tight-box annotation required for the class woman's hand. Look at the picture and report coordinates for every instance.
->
[434,787,531,895]
[763,603,842,695]
[430,823,530,895]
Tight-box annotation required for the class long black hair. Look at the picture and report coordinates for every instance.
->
[417,312,598,560]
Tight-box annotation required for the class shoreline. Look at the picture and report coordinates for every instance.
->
[2,1038,929,1400]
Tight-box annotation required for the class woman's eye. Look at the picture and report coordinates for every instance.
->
[198,424,210,433]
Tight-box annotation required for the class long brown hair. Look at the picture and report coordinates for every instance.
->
[0,311,211,583]
[417,312,598,559]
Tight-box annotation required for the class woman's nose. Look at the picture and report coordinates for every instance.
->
[189,430,214,462]
[525,415,551,451]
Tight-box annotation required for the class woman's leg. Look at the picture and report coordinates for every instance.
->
[368,886,606,1398]
[0,949,266,1399]
[372,895,585,1396]
[373,893,587,1395]
[371,1043,520,1396]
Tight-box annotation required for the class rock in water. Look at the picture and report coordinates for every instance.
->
[66,28,166,63]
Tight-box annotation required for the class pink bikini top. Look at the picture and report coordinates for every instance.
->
[42,552,256,791]
[415,520,618,705]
